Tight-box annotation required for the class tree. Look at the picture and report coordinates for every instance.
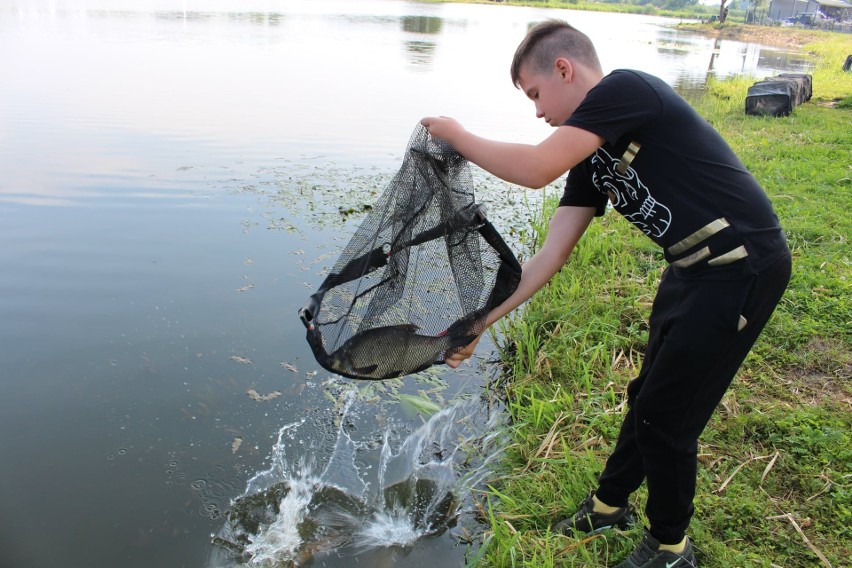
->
[719,0,730,24]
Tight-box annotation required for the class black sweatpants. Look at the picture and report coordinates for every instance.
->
[595,250,792,544]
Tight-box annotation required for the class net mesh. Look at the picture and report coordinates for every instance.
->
[299,125,522,380]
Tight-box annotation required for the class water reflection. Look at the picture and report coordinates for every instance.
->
[706,37,724,75]
[401,15,443,69]
[148,11,287,25]
[650,26,812,97]
[405,40,437,68]
[402,14,443,34]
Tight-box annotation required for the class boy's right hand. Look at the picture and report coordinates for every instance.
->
[420,116,465,145]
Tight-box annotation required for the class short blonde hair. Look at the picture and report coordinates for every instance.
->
[510,20,602,88]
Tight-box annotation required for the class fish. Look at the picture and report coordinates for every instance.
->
[327,323,461,380]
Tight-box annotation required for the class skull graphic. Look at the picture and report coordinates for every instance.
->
[590,147,671,239]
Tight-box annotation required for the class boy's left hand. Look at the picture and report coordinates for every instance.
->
[445,334,482,368]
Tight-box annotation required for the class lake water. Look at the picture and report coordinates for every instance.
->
[0,1,813,566]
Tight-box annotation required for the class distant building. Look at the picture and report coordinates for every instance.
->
[768,0,852,20]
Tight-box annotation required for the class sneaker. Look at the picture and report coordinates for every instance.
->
[615,529,697,568]
[554,492,636,535]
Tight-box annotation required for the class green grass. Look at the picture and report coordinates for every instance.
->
[472,33,852,567]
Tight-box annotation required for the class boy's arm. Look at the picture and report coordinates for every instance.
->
[421,116,603,189]
[447,205,596,368]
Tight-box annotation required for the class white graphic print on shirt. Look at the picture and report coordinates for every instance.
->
[590,147,672,239]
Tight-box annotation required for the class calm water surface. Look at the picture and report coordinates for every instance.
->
[0,1,812,566]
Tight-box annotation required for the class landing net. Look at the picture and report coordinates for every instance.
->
[299,125,521,380]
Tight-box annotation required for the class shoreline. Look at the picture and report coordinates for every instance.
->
[673,22,835,49]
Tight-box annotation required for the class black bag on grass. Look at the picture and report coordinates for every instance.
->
[299,125,522,380]
[745,79,796,117]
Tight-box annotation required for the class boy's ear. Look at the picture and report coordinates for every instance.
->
[554,57,574,82]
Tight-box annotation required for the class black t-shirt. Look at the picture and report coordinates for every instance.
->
[560,69,787,276]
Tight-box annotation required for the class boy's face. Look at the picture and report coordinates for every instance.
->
[517,58,583,127]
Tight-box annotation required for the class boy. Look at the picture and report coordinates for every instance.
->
[421,20,790,568]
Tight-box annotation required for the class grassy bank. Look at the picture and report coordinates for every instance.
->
[427,0,722,20]
[472,33,852,567]
[430,0,765,21]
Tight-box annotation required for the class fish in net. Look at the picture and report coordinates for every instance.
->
[299,125,522,380]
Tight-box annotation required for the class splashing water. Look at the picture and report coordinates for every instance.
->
[207,382,508,567]
[357,511,421,547]
[243,477,314,563]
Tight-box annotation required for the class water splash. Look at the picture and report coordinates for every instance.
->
[208,382,507,567]
[243,477,314,563]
